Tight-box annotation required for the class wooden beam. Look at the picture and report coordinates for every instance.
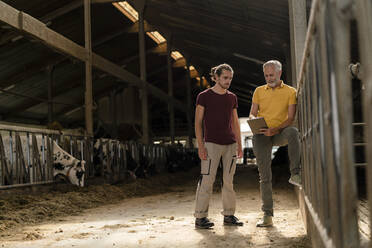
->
[0,1,186,112]
[138,0,150,144]
[41,0,82,24]
[167,35,175,145]
[150,42,167,55]
[185,59,193,148]
[91,0,122,3]
[288,0,307,87]
[173,58,186,68]
[84,0,94,136]
[47,66,54,124]
[125,21,155,33]
[0,1,82,46]
[0,24,165,92]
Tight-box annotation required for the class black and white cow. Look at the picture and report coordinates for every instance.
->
[52,141,85,187]
[1,135,85,187]
[164,147,199,173]
[93,139,151,180]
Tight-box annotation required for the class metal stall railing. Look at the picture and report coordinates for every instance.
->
[297,0,371,247]
[0,124,198,189]
[0,124,87,189]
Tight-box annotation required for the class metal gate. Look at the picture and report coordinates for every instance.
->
[297,0,371,247]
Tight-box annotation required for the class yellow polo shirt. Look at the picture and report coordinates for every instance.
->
[252,81,297,128]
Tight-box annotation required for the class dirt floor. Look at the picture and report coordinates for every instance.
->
[0,164,310,248]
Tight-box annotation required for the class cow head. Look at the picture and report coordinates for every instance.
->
[53,142,86,187]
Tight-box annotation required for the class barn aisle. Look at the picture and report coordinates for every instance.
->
[0,165,310,248]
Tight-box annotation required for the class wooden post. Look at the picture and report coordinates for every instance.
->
[84,0,93,137]
[329,0,359,246]
[15,134,28,184]
[283,43,292,85]
[317,2,343,246]
[185,59,193,148]
[47,65,54,125]
[288,0,307,86]
[46,136,53,181]
[32,135,43,182]
[167,37,175,145]
[138,0,149,144]
[110,89,118,138]
[0,134,11,185]
[310,37,330,237]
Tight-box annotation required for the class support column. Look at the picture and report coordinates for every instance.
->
[283,43,292,84]
[288,0,307,86]
[138,0,149,144]
[110,89,118,138]
[84,0,93,137]
[167,37,175,145]
[185,59,193,148]
[47,65,54,125]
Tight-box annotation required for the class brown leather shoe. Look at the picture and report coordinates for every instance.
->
[223,215,244,226]
[195,217,214,229]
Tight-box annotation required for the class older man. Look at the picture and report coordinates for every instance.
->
[250,60,301,227]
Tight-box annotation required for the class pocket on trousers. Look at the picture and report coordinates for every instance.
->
[201,158,211,175]
[229,155,237,174]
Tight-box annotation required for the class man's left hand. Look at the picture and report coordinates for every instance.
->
[237,145,243,158]
[259,128,279,136]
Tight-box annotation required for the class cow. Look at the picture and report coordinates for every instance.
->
[52,141,86,187]
[93,139,154,180]
[164,147,199,173]
[1,134,85,187]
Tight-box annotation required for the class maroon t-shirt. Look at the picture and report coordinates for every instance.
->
[196,88,238,145]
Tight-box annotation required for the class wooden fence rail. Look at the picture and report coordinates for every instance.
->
[297,0,371,247]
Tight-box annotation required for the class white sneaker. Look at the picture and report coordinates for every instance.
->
[289,174,302,187]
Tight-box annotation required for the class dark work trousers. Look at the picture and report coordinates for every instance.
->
[252,126,300,216]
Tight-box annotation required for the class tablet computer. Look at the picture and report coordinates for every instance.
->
[247,117,268,135]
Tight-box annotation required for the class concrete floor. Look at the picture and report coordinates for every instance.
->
[1,165,310,248]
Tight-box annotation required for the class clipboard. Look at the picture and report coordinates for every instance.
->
[247,117,268,135]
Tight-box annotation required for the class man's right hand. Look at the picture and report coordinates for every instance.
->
[198,146,208,160]
[248,114,257,120]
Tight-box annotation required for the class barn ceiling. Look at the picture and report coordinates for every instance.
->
[0,0,311,139]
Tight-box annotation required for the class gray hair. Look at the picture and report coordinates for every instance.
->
[263,60,282,72]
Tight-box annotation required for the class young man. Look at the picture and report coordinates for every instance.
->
[194,63,243,229]
[250,60,301,227]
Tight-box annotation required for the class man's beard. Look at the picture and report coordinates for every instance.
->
[218,82,230,89]
[267,80,280,88]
